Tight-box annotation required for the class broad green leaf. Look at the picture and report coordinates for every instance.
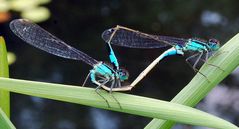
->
[0,78,238,129]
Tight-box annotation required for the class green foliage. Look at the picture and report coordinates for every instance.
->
[145,34,239,128]
[0,36,10,117]
[0,108,16,129]
[0,77,238,129]
[0,37,14,128]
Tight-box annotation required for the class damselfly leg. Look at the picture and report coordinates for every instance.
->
[82,72,90,87]
[95,78,111,108]
[117,79,121,88]
[185,52,210,82]
[185,51,224,82]
[193,51,203,69]
[186,51,224,72]
[211,50,229,57]
[94,76,123,109]
[109,79,122,109]
[200,51,224,71]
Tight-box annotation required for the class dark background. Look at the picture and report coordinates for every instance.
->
[1,0,239,129]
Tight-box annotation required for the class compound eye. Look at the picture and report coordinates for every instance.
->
[108,28,115,33]
[118,68,129,81]
[209,38,219,45]
[119,72,125,76]
[102,28,116,42]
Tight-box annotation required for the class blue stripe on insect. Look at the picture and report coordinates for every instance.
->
[107,42,119,70]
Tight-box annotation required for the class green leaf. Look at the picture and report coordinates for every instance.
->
[0,37,9,77]
[0,36,10,118]
[0,108,15,129]
[0,78,238,129]
[145,34,239,128]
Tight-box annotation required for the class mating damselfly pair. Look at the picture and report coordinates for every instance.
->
[10,19,221,109]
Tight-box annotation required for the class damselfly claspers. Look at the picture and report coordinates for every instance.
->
[102,25,221,87]
[10,19,130,108]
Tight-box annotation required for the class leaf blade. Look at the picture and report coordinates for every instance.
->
[0,77,237,129]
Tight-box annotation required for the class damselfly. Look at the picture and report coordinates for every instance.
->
[102,25,221,87]
[10,19,130,108]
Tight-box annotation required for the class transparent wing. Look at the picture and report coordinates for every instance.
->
[10,19,98,66]
[102,25,187,48]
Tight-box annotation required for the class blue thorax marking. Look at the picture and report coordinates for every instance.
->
[94,62,114,76]
[107,42,119,69]
[90,62,117,82]
[184,39,208,52]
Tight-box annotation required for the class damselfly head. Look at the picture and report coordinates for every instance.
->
[208,38,220,51]
[117,68,129,81]
[101,28,115,42]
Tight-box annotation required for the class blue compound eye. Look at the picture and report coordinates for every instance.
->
[118,68,129,81]
[209,38,220,45]
[208,38,220,51]
[119,72,125,76]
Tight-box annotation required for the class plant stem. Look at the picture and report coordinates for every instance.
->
[0,36,10,118]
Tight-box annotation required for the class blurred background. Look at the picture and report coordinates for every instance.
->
[0,0,239,129]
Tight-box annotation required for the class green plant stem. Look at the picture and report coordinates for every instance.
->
[0,78,238,129]
[145,34,239,129]
[0,108,15,129]
[0,36,10,118]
